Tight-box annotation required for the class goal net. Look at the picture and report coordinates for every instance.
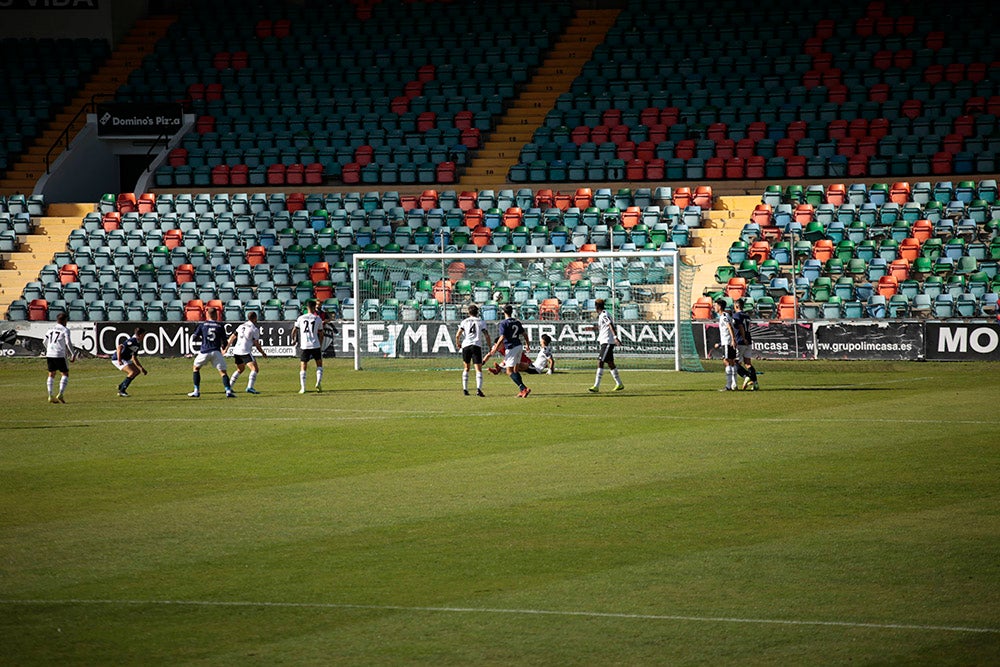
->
[350,250,704,372]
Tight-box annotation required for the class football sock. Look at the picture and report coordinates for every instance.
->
[193,370,201,391]
[46,376,54,396]
[222,374,232,391]
[510,371,524,389]
[749,365,758,383]
[475,370,482,390]
[462,369,469,390]
[230,369,241,384]
[121,376,133,390]
[316,367,324,385]
[299,370,307,390]
[594,368,604,388]
[610,369,621,385]
[736,365,747,378]
[59,376,68,394]
[248,371,257,389]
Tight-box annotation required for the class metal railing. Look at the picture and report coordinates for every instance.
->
[44,93,115,174]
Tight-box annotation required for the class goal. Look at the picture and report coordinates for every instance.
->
[349,249,703,371]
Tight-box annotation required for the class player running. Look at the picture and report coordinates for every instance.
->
[487,304,531,398]
[113,327,148,397]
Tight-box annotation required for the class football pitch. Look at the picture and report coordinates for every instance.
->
[1,357,998,664]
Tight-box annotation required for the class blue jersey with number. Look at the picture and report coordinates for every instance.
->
[498,316,524,348]
[192,321,227,353]
[113,335,141,362]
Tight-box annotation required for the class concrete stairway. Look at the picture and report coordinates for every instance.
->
[457,8,620,191]
[0,16,176,197]
[688,195,761,300]
[0,203,92,317]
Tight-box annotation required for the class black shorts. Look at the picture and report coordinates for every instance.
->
[233,354,255,365]
[598,343,615,365]
[46,357,69,374]
[462,345,483,365]
[300,347,322,363]
[722,344,738,361]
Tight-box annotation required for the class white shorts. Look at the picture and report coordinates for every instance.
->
[193,350,227,371]
[112,358,131,371]
[503,344,523,370]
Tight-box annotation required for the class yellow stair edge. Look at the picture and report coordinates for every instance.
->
[47,203,95,218]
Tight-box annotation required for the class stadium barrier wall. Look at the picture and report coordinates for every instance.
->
[3,320,999,362]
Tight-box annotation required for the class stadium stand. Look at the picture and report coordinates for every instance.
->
[4,187,705,322]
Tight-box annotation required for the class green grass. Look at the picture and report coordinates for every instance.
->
[1,357,999,665]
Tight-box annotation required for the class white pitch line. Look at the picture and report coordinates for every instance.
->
[0,598,995,635]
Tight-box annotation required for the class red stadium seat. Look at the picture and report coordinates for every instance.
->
[163,229,182,249]
[777,295,798,320]
[210,164,230,186]
[691,296,714,320]
[58,264,78,285]
[705,157,724,179]
[184,300,205,321]
[435,162,456,183]
[137,193,156,213]
[693,186,713,209]
[285,163,305,185]
[304,163,323,185]
[28,299,48,321]
[889,182,911,204]
[266,164,286,185]
[502,207,524,229]
[745,156,765,179]
[309,262,330,284]
[175,264,195,284]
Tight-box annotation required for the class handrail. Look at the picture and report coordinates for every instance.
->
[44,93,115,174]
[143,129,173,172]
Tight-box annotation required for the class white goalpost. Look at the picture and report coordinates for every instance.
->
[350,249,702,371]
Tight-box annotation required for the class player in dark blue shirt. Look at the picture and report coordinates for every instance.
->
[732,298,759,391]
[487,304,531,397]
[112,327,148,397]
[188,307,235,398]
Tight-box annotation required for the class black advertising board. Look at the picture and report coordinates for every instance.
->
[701,320,813,359]
[96,102,183,138]
[813,321,924,360]
[924,322,1000,361]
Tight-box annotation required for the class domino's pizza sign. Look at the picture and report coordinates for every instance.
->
[96,102,183,138]
[925,323,1000,361]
